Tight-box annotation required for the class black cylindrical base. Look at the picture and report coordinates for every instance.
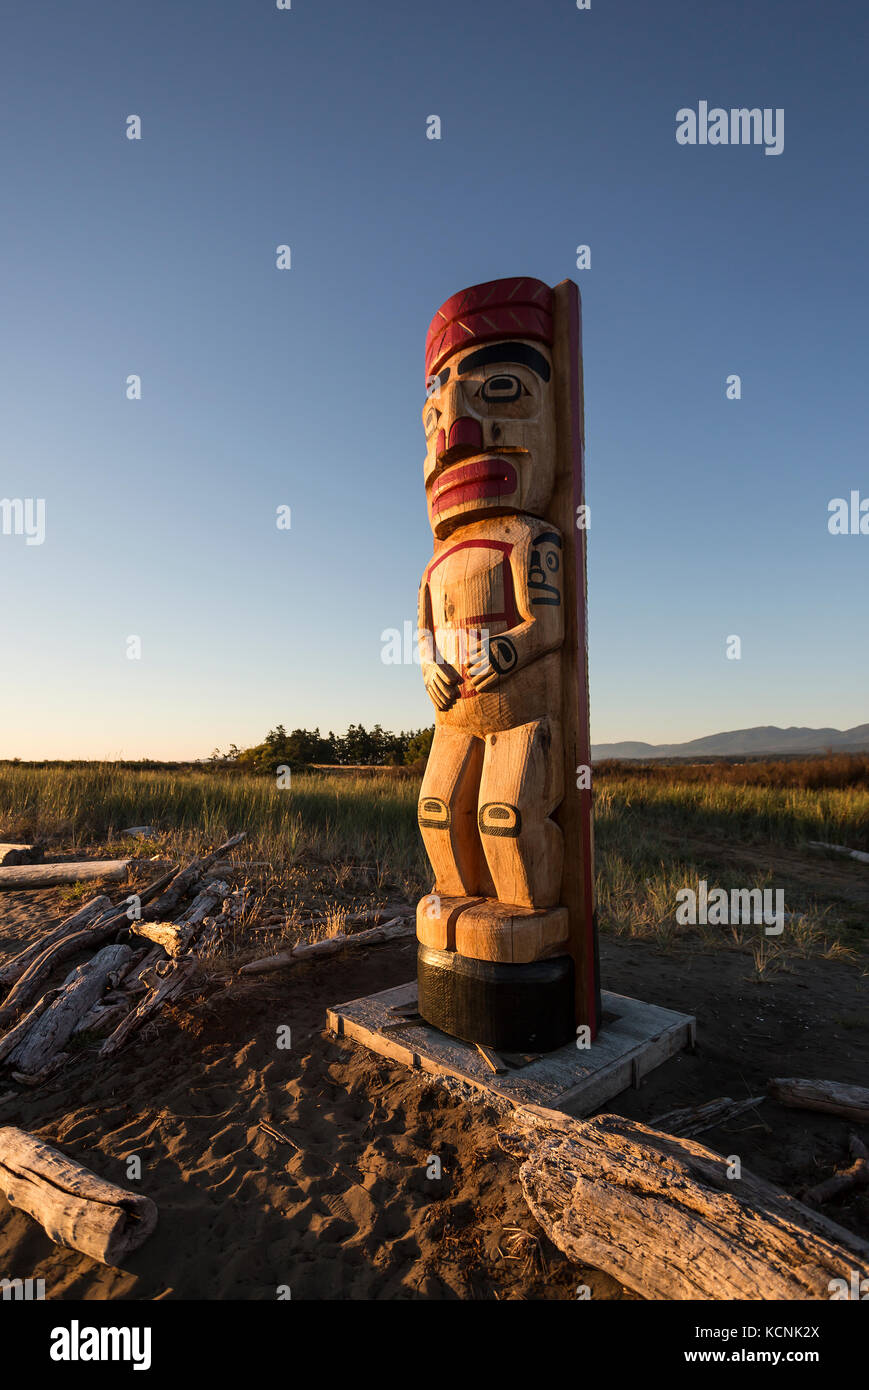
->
[417,943,575,1053]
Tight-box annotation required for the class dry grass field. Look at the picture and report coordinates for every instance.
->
[1,756,866,962]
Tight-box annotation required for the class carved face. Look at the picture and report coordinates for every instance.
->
[422,337,556,538]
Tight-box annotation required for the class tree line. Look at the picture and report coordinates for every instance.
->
[209,723,435,773]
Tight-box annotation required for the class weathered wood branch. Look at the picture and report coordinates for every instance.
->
[111,948,148,985]
[502,1107,869,1301]
[239,916,412,975]
[0,867,176,1028]
[7,945,132,1075]
[0,920,128,1028]
[11,1052,71,1087]
[121,946,166,995]
[128,923,190,957]
[144,833,245,920]
[806,1136,869,1205]
[73,1000,133,1039]
[0,988,64,1062]
[767,1078,869,1124]
[0,895,113,986]
[807,840,869,865]
[650,1095,765,1138]
[179,879,230,926]
[130,879,229,956]
[99,959,198,1057]
[0,1126,157,1265]
[0,844,44,867]
[0,859,130,891]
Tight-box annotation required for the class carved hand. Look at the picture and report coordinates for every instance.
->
[424,660,462,711]
[464,627,527,692]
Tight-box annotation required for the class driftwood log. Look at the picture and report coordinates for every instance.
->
[0,1126,157,1265]
[6,945,132,1076]
[11,1052,72,1086]
[0,988,64,1063]
[131,879,230,957]
[239,916,412,975]
[73,999,133,1039]
[0,895,113,986]
[0,866,177,1028]
[0,859,130,891]
[145,833,245,920]
[128,923,189,957]
[502,1107,869,1301]
[807,840,869,865]
[0,844,44,867]
[650,1095,765,1138]
[191,887,248,957]
[100,959,198,1057]
[806,1135,869,1205]
[767,1078,869,1124]
[121,946,166,996]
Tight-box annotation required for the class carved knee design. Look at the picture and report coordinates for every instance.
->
[418,796,451,830]
[478,802,522,838]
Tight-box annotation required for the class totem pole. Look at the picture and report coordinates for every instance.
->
[415,276,600,1053]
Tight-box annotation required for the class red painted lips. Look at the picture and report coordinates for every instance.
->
[431,458,518,515]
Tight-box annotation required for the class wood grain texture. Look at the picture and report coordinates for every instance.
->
[6,945,132,1075]
[550,279,598,1032]
[767,1077,869,1124]
[0,1126,157,1266]
[0,844,42,867]
[454,901,568,963]
[0,895,113,986]
[0,859,130,890]
[415,895,485,951]
[330,982,694,1115]
[504,1108,869,1301]
[415,276,599,1039]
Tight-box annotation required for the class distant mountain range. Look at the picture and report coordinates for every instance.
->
[591,724,869,761]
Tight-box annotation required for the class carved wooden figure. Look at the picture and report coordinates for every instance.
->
[415,276,600,1052]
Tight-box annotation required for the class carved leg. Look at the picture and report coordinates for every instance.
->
[477,716,564,908]
[416,719,573,1049]
[416,726,493,899]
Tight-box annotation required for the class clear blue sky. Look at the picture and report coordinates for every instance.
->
[1,0,866,759]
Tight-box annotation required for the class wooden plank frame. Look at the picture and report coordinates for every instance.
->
[328,981,695,1117]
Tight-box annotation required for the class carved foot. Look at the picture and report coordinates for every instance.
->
[415,895,484,951]
[455,900,569,964]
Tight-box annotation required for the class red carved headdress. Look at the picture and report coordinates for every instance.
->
[425,276,554,384]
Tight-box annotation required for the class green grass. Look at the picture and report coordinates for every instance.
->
[594,777,869,851]
[0,763,865,957]
[593,777,867,954]
[0,763,428,899]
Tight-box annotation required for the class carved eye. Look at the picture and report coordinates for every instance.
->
[480,374,523,403]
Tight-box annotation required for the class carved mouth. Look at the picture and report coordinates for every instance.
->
[431,458,518,515]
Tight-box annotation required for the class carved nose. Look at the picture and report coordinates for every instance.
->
[448,417,483,452]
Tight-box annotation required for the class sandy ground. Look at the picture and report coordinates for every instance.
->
[0,880,866,1300]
